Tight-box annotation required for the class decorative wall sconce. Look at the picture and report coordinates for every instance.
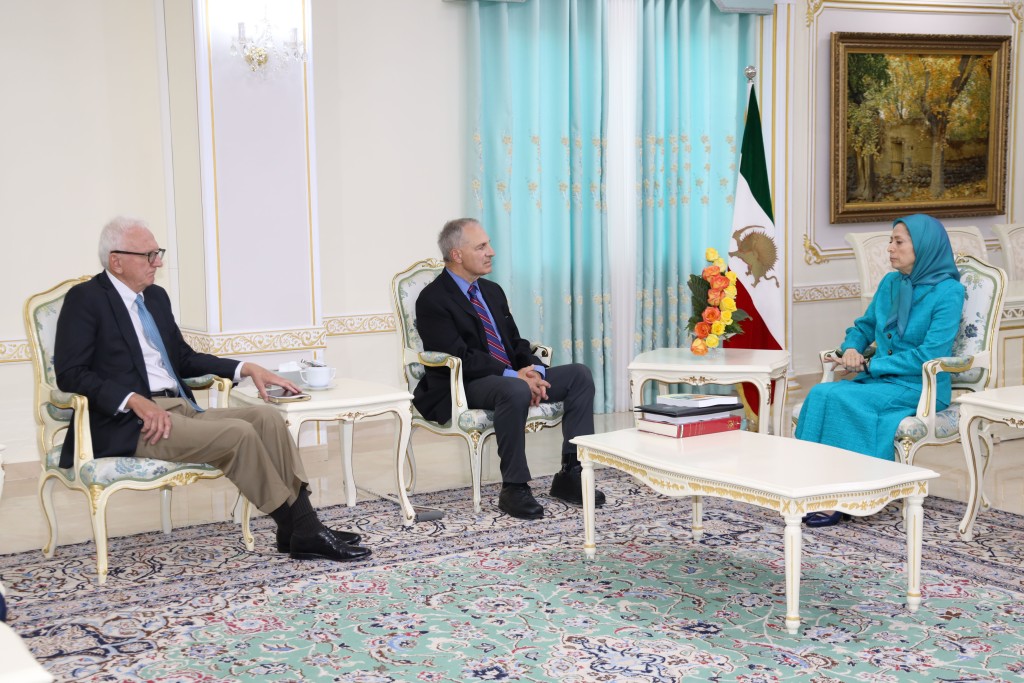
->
[229,10,306,76]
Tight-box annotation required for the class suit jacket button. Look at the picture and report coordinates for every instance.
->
[888,349,893,355]
[137,419,144,425]
[887,333,892,339]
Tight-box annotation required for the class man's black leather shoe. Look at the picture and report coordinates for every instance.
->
[550,464,606,507]
[277,527,362,553]
[498,484,544,520]
[290,528,372,562]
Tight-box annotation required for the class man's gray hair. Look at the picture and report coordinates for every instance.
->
[98,216,148,267]
[438,218,479,262]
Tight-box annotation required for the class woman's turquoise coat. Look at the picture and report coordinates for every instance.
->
[795,272,965,460]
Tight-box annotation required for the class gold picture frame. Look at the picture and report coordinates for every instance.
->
[831,32,1011,224]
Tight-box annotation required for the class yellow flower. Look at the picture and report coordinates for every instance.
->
[721,297,737,312]
[714,258,726,270]
[720,310,733,324]
[704,247,719,261]
[711,321,725,335]
[706,333,720,348]
[725,271,737,283]
[725,285,737,297]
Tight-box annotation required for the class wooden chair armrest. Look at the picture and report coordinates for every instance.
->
[818,349,839,384]
[49,388,77,409]
[183,374,217,390]
[531,343,553,368]
[68,393,95,466]
[408,350,470,415]
[184,375,233,401]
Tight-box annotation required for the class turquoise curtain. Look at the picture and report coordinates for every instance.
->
[634,0,754,353]
[470,0,614,412]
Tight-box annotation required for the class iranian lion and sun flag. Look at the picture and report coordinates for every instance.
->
[723,83,784,417]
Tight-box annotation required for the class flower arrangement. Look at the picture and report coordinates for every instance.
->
[686,248,749,355]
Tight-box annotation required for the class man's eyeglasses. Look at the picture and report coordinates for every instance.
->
[111,248,166,265]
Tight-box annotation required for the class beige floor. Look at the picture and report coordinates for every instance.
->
[1,384,1022,557]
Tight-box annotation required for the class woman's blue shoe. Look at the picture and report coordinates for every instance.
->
[803,511,848,527]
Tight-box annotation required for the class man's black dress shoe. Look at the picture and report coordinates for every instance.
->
[277,527,361,553]
[498,484,544,520]
[549,464,606,507]
[290,528,372,562]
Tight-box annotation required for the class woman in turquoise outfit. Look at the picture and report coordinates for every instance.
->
[795,214,964,527]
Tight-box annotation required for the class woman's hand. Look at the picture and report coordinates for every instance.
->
[839,348,868,373]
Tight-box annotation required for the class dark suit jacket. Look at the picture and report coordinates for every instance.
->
[54,271,239,468]
[413,270,541,423]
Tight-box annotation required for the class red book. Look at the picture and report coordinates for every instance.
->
[637,415,742,438]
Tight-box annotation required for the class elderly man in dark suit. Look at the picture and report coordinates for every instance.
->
[413,218,605,519]
[54,216,370,562]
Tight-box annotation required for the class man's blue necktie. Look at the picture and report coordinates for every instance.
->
[135,294,203,412]
[468,283,512,367]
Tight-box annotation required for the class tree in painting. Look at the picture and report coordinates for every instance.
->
[846,51,991,203]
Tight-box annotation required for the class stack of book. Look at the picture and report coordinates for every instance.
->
[635,393,742,438]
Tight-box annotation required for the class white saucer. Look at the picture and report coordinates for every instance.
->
[301,382,336,391]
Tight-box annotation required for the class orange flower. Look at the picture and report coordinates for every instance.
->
[707,288,724,306]
[694,321,711,339]
[702,307,721,324]
[709,274,730,290]
[701,265,721,280]
[690,337,708,355]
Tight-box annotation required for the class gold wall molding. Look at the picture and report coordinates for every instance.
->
[806,0,825,26]
[324,313,396,336]
[182,327,327,355]
[2,313,398,366]
[792,282,860,302]
[802,234,831,264]
[0,340,30,364]
[1002,300,1024,324]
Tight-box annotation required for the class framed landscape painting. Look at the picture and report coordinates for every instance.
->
[831,32,1011,224]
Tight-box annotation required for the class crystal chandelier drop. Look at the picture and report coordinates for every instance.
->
[229,10,306,77]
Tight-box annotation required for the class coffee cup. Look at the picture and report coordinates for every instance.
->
[300,366,336,388]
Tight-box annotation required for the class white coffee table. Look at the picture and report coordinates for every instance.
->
[628,348,790,435]
[955,385,1024,541]
[232,379,417,525]
[571,429,938,634]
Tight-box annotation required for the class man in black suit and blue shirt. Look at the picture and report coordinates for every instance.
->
[54,216,370,562]
[413,218,605,519]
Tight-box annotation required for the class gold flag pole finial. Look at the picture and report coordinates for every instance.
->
[744,65,757,83]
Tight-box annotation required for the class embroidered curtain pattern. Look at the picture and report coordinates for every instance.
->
[470,0,614,412]
[634,0,754,354]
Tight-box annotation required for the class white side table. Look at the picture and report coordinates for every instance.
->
[232,379,417,524]
[955,385,1024,540]
[628,348,790,435]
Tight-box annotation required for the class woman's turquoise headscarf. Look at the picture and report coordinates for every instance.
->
[885,214,961,337]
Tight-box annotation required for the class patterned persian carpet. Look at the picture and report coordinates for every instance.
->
[2,469,1024,682]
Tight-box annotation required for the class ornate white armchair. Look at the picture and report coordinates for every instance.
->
[793,255,1006,472]
[846,226,988,312]
[992,223,1024,280]
[390,259,564,512]
[25,277,254,584]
